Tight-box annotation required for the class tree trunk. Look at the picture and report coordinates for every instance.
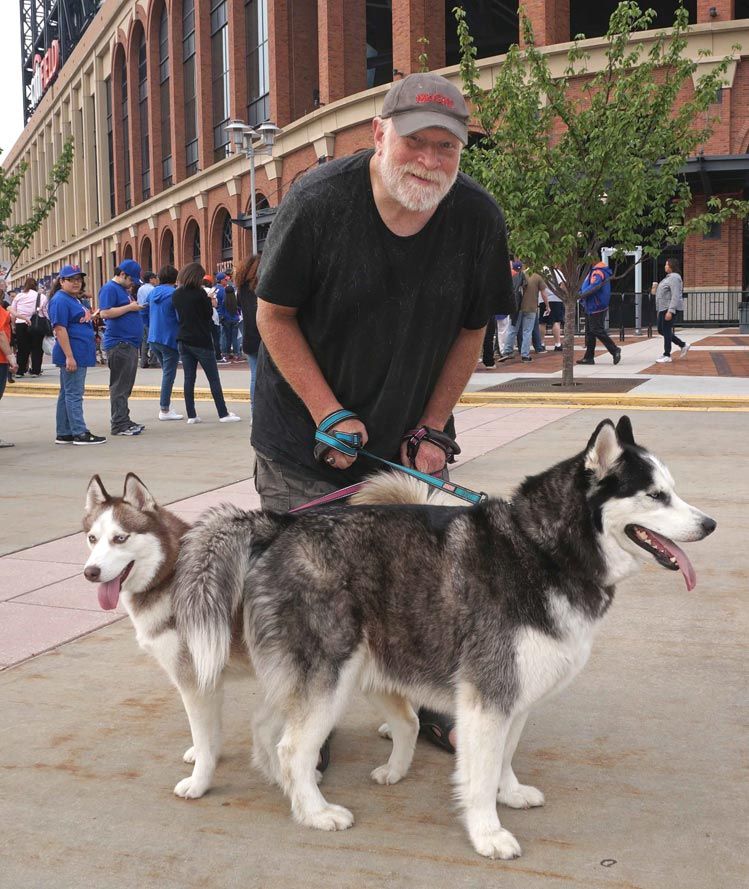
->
[560,259,579,388]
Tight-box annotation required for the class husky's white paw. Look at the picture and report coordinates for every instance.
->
[498,784,545,809]
[471,827,522,860]
[183,746,196,763]
[301,804,355,831]
[370,763,405,785]
[173,775,210,799]
[377,722,392,740]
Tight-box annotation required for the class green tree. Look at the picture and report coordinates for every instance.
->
[455,3,748,385]
[0,138,74,279]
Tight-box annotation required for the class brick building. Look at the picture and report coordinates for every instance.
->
[5,1,749,299]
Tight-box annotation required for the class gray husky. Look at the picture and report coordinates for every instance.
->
[83,417,715,859]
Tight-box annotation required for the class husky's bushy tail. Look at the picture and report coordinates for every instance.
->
[350,472,458,508]
[173,505,283,692]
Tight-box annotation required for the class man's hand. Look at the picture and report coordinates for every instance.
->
[322,417,368,470]
[7,359,17,374]
[130,301,144,311]
[65,356,77,372]
[400,438,446,474]
[665,311,673,321]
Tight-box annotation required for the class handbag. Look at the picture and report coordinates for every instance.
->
[42,335,56,356]
[29,292,52,337]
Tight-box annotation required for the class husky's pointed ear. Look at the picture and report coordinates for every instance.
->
[616,415,635,447]
[585,420,623,478]
[85,475,111,512]
[122,473,157,512]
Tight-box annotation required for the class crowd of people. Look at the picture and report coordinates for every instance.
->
[0,255,261,446]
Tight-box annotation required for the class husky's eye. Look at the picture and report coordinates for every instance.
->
[87,534,97,544]
[648,491,667,502]
[112,534,130,544]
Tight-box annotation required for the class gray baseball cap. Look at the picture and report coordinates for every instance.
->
[380,73,469,145]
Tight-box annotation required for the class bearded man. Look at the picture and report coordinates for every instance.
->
[252,73,513,503]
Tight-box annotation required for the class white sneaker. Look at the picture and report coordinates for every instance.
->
[679,343,691,359]
[219,412,241,423]
[187,416,202,424]
[656,356,672,363]
[159,408,184,421]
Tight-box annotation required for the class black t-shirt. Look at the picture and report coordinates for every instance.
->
[252,149,513,484]
[172,285,214,350]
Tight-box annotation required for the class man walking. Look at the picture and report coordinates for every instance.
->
[498,262,550,363]
[576,261,621,365]
[98,259,146,436]
[137,270,159,368]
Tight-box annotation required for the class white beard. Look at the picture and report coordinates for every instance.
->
[378,148,457,214]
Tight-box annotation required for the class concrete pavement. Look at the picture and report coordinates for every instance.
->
[0,330,747,888]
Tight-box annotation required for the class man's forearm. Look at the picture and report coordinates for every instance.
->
[256,303,341,425]
[100,304,134,319]
[418,326,484,430]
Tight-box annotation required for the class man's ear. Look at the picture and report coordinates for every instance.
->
[584,420,623,479]
[85,475,110,512]
[122,473,157,512]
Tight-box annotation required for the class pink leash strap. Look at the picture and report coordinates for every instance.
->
[288,482,366,513]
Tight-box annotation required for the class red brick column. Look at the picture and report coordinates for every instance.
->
[685,193,743,288]
[318,0,366,105]
[392,0,445,76]
[228,0,248,123]
[696,1,735,23]
[268,0,293,126]
[269,1,319,124]
[522,0,570,47]
[195,0,214,173]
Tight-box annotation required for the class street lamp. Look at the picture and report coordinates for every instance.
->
[226,119,281,255]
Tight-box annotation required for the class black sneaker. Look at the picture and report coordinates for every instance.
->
[521,356,532,363]
[73,431,107,445]
[497,353,513,363]
[115,425,143,436]
[576,358,595,365]
[55,434,74,444]
[554,345,563,352]
[613,349,622,365]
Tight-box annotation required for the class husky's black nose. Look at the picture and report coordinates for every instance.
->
[84,565,101,581]
[701,517,717,536]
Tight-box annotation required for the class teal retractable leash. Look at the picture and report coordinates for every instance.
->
[313,409,486,506]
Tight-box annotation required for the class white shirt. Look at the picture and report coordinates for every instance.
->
[11,289,48,323]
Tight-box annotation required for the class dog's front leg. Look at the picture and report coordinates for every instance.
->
[173,682,224,799]
[368,692,419,785]
[454,684,522,860]
[496,710,545,810]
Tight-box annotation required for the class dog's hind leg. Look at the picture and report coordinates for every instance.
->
[368,692,419,786]
[251,698,286,787]
[496,710,545,810]
[454,682,522,860]
[173,681,224,799]
[276,666,359,832]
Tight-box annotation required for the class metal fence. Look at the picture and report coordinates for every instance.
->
[574,291,748,337]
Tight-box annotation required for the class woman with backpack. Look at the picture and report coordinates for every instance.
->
[10,277,48,377]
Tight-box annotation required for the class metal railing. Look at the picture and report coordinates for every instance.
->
[573,291,747,338]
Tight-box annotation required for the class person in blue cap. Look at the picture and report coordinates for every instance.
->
[97,258,146,436]
[48,265,106,445]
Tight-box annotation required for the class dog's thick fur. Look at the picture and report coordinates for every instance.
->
[83,417,715,859]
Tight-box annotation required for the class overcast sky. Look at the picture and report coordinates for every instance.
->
[0,4,29,158]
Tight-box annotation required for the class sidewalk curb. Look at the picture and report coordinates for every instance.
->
[459,391,749,410]
[7,382,748,410]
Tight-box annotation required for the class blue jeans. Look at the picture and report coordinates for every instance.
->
[179,342,229,419]
[502,311,536,358]
[221,320,240,356]
[150,342,180,411]
[247,352,258,410]
[56,366,88,436]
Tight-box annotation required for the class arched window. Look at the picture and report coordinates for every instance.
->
[138,30,150,199]
[211,0,230,160]
[121,58,131,209]
[221,212,233,262]
[192,225,201,263]
[159,6,172,187]
[161,229,175,267]
[245,0,269,126]
[183,0,199,175]
[141,236,153,272]
[123,243,134,260]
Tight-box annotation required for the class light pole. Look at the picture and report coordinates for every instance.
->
[226,119,281,255]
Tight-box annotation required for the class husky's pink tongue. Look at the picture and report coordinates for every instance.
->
[98,577,121,610]
[647,529,697,591]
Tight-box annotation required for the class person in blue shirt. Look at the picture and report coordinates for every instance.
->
[147,264,183,421]
[48,265,106,445]
[577,262,621,366]
[98,258,146,435]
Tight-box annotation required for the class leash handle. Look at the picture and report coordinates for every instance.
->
[313,410,486,505]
